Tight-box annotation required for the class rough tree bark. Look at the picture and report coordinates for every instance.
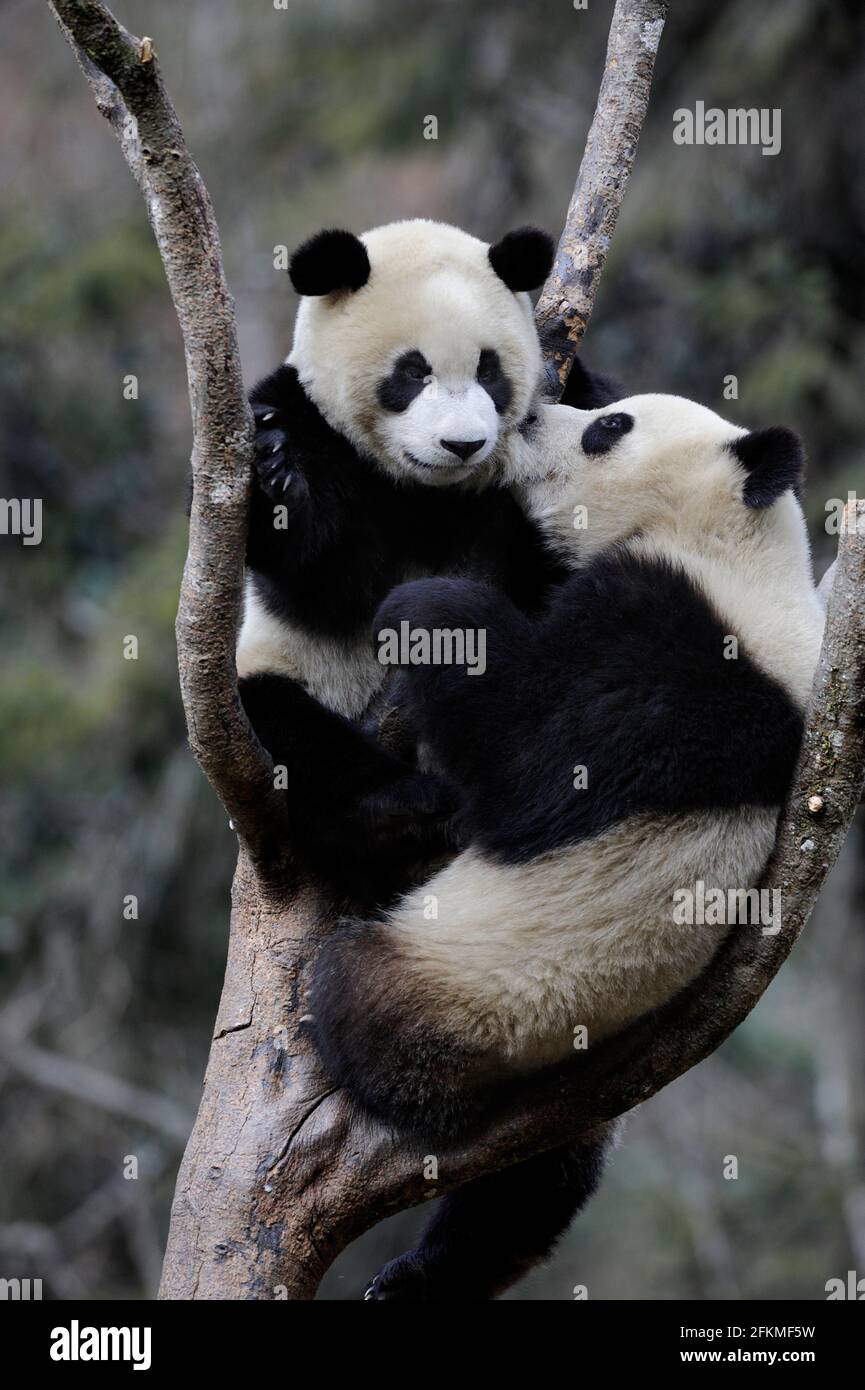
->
[48,0,865,1303]
[535,0,668,396]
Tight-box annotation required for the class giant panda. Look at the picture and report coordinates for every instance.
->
[307,393,826,1300]
[236,218,617,899]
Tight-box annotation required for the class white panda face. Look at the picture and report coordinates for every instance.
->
[286,220,551,486]
[372,342,508,485]
[524,393,807,566]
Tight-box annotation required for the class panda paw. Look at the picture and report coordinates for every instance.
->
[364,1252,442,1301]
[358,772,465,851]
[252,403,310,513]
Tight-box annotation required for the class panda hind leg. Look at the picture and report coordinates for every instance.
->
[364,1129,612,1301]
[237,672,463,903]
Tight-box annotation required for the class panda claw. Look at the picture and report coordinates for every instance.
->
[265,469,310,514]
[251,410,310,509]
[363,1253,438,1300]
[261,462,283,486]
[254,430,287,460]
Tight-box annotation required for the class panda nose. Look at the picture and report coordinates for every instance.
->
[440,438,486,461]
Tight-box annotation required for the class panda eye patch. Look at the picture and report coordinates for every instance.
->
[581,412,634,456]
[477,348,513,414]
[377,351,433,412]
[477,349,499,383]
[397,350,432,381]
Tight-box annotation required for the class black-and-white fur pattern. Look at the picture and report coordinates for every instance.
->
[309,394,824,1299]
[237,220,617,899]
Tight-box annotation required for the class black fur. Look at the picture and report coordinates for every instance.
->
[339,541,803,1297]
[365,1134,609,1300]
[247,364,567,643]
[488,227,555,292]
[238,674,463,910]
[374,562,805,865]
[549,347,623,409]
[476,347,513,414]
[376,350,433,412]
[730,426,805,508]
[310,917,491,1136]
[236,263,625,1299]
[243,362,573,904]
[581,410,635,455]
[288,228,370,296]
[310,559,804,1140]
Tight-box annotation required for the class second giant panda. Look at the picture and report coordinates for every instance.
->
[308,394,825,1300]
[236,219,617,898]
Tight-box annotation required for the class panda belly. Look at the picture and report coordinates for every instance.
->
[379,804,779,1070]
[236,576,384,719]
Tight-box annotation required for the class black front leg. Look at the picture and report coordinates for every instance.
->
[251,399,312,517]
[239,673,463,908]
[372,577,534,789]
[246,364,403,638]
[247,361,367,571]
[247,363,340,564]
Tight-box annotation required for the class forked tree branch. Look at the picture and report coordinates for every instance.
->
[48,0,865,1302]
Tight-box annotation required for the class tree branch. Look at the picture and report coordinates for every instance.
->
[48,0,864,1302]
[535,0,669,397]
[48,0,288,865]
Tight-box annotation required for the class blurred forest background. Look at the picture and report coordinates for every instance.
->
[1,0,864,1301]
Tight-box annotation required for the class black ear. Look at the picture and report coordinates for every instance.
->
[730,426,805,509]
[488,227,555,292]
[560,356,624,409]
[289,229,370,296]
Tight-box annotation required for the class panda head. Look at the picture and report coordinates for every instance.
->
[286,219,553,486]
[527,393,808,566]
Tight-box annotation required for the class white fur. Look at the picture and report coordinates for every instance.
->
[378,380,500,485]
[386,807,779,1068]
[289,219,542,484]
[514,395,825,707]
[382,393,823,1060]
[236,579,381,717]
[239,218,545,700]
